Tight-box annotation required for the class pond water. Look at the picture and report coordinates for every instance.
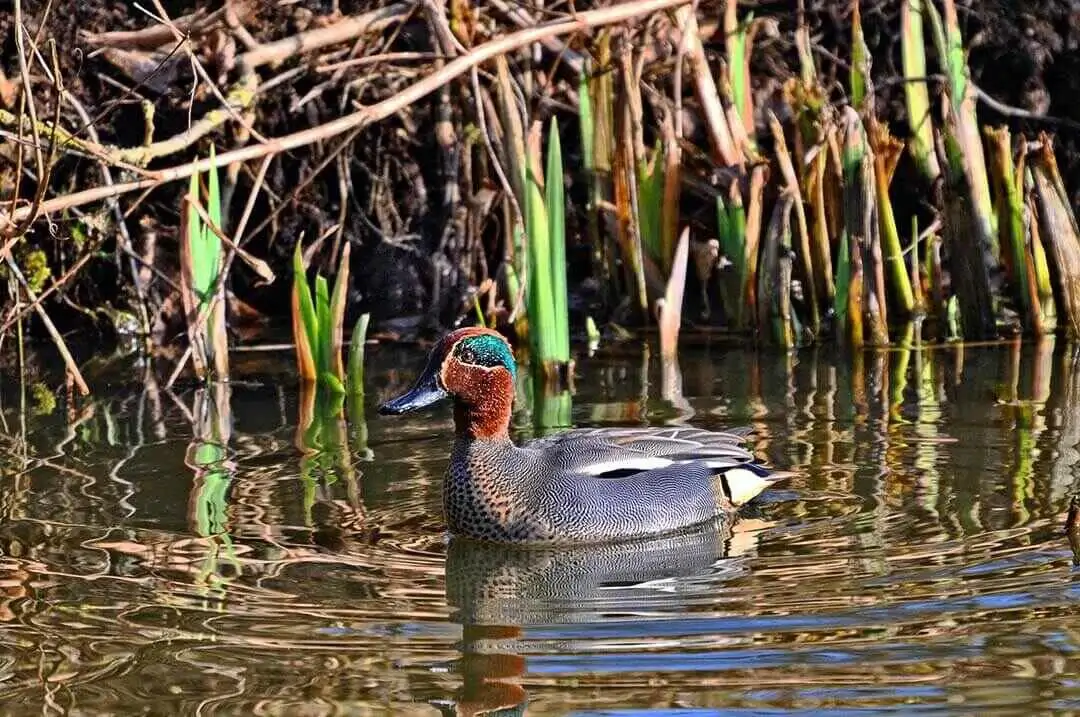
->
[2,337,1080,715]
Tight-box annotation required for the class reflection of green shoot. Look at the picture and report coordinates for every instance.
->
[347,313,373,460]
[188,385,240,596]
[293,310,370,525]
[297,382,352,526]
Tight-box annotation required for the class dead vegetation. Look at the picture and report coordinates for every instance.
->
[2,0,1080,390]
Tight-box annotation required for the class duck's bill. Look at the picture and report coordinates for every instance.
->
[378,375,449,415]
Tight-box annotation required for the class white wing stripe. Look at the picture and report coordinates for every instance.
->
[578,457,674,476]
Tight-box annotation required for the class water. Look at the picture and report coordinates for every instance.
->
[3,338,1080,715]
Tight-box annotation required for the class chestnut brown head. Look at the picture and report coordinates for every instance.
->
[379,328,517,438]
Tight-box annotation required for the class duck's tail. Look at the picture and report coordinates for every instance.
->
[716,462,795,507]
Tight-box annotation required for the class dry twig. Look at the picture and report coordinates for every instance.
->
[0,0,692,237]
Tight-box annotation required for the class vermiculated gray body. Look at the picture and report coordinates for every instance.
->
[443,426,767,544]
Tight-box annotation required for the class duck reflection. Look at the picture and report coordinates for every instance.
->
[439,518,747,716]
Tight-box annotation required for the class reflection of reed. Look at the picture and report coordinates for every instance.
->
[646,338,1080,546]
[4,341,1080,711]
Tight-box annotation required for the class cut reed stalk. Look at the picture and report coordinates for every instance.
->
[931,0,997,252]
[659,226,690,358]
[1023,162,1057,331]
[673,4,741,168]
[850,2,871,112]
[869,120,915,318]
[613,55,650,318]
[768,110,818,335]
[926,0,1000,339]
[660,114,682,277]
[786,30,835,315]
[493,57,528,327]
[590,32,617,299]
[900,0,941,184]
[758,193,797,347]
[986,127,1043,334]
[578,63,602,288]
[838,107,889,346]
[744,166,767,323]
[1029,135,1080,337]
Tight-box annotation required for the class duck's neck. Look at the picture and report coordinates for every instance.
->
[452,372,513,441]
[453,399,512,441]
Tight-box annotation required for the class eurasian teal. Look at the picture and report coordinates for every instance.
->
[379,327,791,544]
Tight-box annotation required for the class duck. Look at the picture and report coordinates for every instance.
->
[378,327,791,545]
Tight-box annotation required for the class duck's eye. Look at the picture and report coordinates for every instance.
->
[455,338,504,369]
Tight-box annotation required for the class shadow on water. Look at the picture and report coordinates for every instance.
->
[3,338,1080,713]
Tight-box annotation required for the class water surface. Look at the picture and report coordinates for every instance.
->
[2,339,1080,715]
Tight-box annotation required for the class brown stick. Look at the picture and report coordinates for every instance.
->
[0,0,691,235]
[0,4,409,176]
[3,256,90,395]
[486,0,585,74]
[240,3,413,69]
[82,6,228,50]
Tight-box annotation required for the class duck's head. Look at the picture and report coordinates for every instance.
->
[379,327,517,438]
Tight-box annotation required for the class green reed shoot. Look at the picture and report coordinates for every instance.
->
[347,313,371,396]
[716,185,749,329]
[638,140,665,266]
[291,241,351,393]
[180,146,229,381]
[547,122,570,364]
[524,118,571,375]
[725,0,756,146]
